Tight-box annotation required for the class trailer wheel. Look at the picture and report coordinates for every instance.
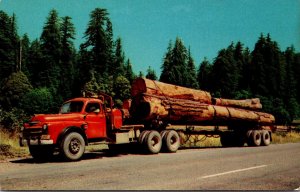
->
[261,130,271,146]
[163,130,180,153]
[246,130,253,146]
[29,145,54,161]
[139,130,150,144]
[251,130,261,146]
[145,131,162,154]
[160,130,168,139]
[60,132,85,161]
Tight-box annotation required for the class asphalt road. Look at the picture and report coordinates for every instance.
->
[0,143,300,190]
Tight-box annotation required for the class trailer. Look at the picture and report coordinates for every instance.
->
[20,78,275,161]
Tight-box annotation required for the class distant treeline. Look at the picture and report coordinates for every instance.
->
[0,8,299,131]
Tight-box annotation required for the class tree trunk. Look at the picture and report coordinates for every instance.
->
[131,78,212,104]
[131,94,275,125]
[212,98,262,110]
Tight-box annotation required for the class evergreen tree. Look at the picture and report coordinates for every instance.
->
[186,47,198,88]
[146,66,157,80]
[60,16,76,100]
[26,39,43,87]
[160,37,188,86]
[113,37,125,77]
[124,59,136,84]
[82,8,112,79]
[171,37,188,86]
[211,44,238,98]
[20,34,31,78]
[250,34,267,95]
[39,9,62,95]
[197,57,212,91]
[240,47,252,91]
[0,11,19,82]
[160,40,174,83]
[233,41,244,89]
[138,71,144,78]
[284,46,299,120]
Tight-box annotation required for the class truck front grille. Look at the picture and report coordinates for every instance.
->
[23,128,43,138]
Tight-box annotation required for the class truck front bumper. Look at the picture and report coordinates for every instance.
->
[19,136,54,146]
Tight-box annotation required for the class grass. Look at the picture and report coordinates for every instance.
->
[271,131,300,144]
[0,130,29,160]
[180,133,221,148]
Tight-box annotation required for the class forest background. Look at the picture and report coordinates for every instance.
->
[0,8,300,132]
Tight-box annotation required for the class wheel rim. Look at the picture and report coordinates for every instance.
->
[69,138,81,154]
[264,133,269,140]
[170,135,177,145]
[151,136,159,147]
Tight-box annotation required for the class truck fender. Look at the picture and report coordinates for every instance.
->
[57,126,88,146]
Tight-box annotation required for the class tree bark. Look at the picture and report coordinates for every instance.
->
[212,98,262,110]
[131,94,275,125]
[131,78,212,104]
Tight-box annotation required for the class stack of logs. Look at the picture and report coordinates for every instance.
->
[130,78,275,125]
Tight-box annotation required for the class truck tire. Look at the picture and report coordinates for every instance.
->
[246,130,253,146]
[145,131,162,154]
[251,130,262,146]
[139,130,150,144]
[60,132,85,161]
[163,130,180,153]
[160,130,168,140]
[261,130,271,146]
[29,145,54,161]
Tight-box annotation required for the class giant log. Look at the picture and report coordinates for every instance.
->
[212,98,262,110]
[131,78,212,104]
[131,94,275,125]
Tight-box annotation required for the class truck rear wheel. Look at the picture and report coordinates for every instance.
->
[163,130,180,153]
[261,130,271,146]
[251,130,262,146]
[29,145,54,161]
[145,131,162,154]
[139,130,150,144]
[60,132,85,161]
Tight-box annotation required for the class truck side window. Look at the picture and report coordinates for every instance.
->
[85,103,101,113]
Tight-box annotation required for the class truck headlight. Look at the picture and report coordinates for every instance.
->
[42,124,48,132]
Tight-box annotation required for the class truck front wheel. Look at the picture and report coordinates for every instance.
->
[60,132,85,161]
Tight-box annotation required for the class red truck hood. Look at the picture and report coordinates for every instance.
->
[31,113,84,122]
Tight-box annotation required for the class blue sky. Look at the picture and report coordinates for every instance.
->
[1,0,299,76]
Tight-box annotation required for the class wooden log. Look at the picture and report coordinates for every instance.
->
[131,94,275,125]
[131,78,212,104]
[212,98,262,110]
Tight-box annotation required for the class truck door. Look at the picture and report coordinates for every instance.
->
[84,102,106,138]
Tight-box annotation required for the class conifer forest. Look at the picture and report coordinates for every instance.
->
[1,8,300,131]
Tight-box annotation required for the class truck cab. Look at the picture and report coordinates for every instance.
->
[20,93,126,161]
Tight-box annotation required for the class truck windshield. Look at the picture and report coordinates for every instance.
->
[60,101,84,114]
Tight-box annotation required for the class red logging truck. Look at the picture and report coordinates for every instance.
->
[20,78,275,161]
